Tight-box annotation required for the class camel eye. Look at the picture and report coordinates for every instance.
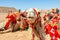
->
[28,17,34,19]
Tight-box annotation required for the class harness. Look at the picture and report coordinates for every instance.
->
[26,8,41,40]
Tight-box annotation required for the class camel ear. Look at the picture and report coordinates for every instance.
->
[38,12,40,14]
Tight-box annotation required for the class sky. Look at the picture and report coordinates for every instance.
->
[0,0,60,10]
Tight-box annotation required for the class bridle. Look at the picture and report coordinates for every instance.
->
[26,8,40,40]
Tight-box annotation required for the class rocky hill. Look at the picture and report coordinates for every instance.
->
[0,6,17,13]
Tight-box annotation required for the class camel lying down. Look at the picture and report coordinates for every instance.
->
[0,20,20,34]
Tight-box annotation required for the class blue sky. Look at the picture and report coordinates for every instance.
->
[0,0,60,10]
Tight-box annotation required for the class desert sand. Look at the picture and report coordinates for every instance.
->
[0,13,7,22]
[0,28,39,40]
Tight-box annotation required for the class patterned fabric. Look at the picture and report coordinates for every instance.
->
[44,22,60,40]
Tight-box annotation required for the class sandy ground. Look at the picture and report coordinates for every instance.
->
[0,28,39,40]
[0,13,7,22]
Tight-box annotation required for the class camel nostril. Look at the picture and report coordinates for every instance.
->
[32,23,34,25]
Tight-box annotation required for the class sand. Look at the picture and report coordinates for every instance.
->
[0,28,39,40]
[0,13,7,22]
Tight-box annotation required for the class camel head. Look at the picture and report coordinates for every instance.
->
[26,8,39,24]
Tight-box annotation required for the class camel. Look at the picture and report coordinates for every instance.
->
[26,8,46,40]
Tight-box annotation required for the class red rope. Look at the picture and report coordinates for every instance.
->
[33,8,38,18]
[26,8,40,40]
